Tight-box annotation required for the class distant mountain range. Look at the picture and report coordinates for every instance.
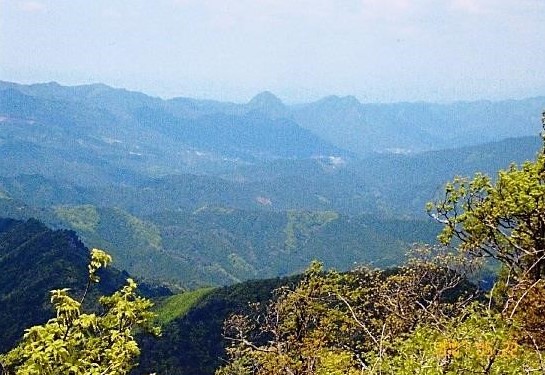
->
[0,81,347,183]
[0,80,544,287]
[1,81,543,164]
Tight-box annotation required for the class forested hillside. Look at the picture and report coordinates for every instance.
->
[0,81,544,373]
[0,219,129,352]
[137,277,300,375]
[3,0,545,371]
[0,81,543,288]
[0,216,290,374]
[0,197,440,286]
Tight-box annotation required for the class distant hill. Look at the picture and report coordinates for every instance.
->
[291,96,545,155]
[0,82,348,186]
[352,135,544,215]
[0,80,543,288]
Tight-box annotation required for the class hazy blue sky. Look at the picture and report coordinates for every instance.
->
[2,0,544,103]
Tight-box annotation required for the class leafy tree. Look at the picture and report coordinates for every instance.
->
[216,247,477,375]
[370,305,543,375]
[216,249,545,375]
[427,113,545,346]
[427,112,545,283]
[0,249,159,375]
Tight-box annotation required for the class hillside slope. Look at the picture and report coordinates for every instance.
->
[0,218,168,353]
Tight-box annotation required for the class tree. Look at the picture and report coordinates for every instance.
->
[216,247,478,375]
[428,112,545,347]
[0,248,159,375]
[369,305,543,375]
[427,112,545,283]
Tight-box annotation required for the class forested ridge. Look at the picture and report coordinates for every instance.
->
[1,81,543,290]
[4,125,545,373]
[1,82,545,374]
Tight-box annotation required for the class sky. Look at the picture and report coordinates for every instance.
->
[1,0,545,103]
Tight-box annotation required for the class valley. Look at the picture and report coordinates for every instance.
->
[0,81,543,287]
[1,81,544,374]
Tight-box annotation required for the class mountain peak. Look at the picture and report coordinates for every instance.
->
[248,91,284,107]
[246,91,286,117]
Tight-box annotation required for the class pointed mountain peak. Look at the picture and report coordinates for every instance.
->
[248,91,284,108]
[340,95,361,106]
[246,91,286,117]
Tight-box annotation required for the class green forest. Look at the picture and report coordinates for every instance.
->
[1,81,545,374]
[3,0,545,372]
[2,114,545,374]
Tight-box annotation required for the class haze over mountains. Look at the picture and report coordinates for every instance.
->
[0,80,543,287]
[2,81,543,162]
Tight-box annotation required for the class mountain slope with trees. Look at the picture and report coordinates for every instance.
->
[0,202,439,287]
[0,219,128,352]
[215,118,545,374]
[1,100,545,373]
[0,218,169,353]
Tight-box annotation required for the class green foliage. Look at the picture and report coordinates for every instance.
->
[0,249,159,375]
[0,218,132,353]
[371,306,542,374]
[217,248,479,375]
[135,277,298,375]
[284,210,339,252]
[216,253,545,375]
[428,130,545,281]
[54,204,99,232]
[88,248,112,283]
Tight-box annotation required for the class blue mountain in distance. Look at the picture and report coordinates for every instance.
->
[291,95,545,155]
[246,91,287,118]
[2,80,543,158]
[0,79,543,287]
[0,82,350,183]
